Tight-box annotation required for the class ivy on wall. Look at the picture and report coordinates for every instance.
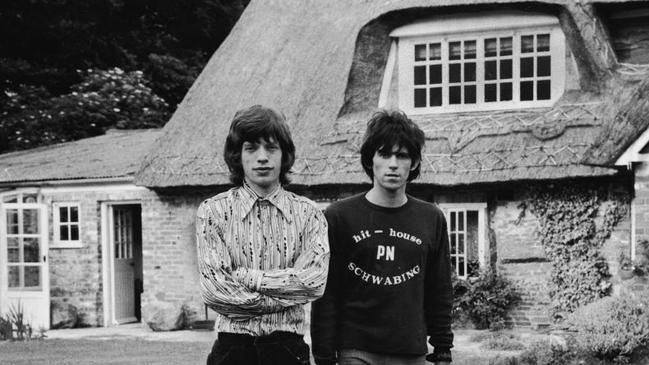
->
[527,183,629,318]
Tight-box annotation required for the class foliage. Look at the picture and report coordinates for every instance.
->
[565,291,649,363]
[0,302,44,341]
[1,68,170,153]
[453,269,521,330]
[470,331,526,351]
[0,0,251,151]
[517,338,576,365]
[528,184,629,317]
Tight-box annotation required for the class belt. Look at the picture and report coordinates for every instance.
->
[217,331,303,345]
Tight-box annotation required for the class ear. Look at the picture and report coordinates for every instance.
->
[410,159,420,171]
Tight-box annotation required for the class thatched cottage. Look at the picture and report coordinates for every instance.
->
[2,0,649,329]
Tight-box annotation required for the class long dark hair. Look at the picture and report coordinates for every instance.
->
[223,105,296,186]
[360,109,425,182]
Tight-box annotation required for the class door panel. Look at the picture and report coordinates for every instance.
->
[113,207,136,324]
[1,204,50,330]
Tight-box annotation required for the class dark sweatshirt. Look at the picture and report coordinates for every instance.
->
[311,194,454,364]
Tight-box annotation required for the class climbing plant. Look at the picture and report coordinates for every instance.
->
[527,183,629,318]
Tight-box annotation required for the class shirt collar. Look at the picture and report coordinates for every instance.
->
[239,182,292,223]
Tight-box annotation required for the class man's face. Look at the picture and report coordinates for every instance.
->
[371,145,417,192]
[241,137,283,196]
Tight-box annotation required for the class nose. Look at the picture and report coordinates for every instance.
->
[256,148,269,162]
[388,155,398,168]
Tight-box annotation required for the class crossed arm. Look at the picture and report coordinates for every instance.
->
[196,201,329,319]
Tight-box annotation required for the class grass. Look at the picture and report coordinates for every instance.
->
[0,338,212,365]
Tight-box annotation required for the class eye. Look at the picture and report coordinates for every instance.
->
[377,150,391,158]
[397,152,410,159]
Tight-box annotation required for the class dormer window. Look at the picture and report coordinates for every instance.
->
[386,12,566,114]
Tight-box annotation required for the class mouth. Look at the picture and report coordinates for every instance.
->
[253,167,273,172]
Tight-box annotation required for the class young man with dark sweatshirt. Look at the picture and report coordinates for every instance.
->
[311,110,454,365]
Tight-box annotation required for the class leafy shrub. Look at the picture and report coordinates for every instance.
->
[566,291,649,363]
[454,269,521,330]
[470,331,526,351]
[517,338,576,365]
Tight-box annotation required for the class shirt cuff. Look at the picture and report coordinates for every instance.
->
[426,347,452,363]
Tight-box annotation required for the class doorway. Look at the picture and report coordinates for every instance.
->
[102,203,142,325]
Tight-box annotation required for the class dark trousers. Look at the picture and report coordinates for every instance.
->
[206,331,310,365]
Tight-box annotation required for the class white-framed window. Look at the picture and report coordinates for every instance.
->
[53,203,81,248]
[439,203,487,279]
[388,12,565,114]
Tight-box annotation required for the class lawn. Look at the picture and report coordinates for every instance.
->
[0,338,213,365]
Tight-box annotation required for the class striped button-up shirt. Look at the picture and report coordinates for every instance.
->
[196,183,329,335]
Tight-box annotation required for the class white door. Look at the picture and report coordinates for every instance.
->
[112,207,136,324]
[0,203,50,330]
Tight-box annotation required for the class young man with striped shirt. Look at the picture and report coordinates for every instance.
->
[196,105,330,365]
[311,110,454,365]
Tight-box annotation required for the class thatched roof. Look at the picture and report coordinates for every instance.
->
[0,129,161,184]
[136,0,643,188]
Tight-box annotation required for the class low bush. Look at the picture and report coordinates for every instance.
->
[0,302,44,341]
[470,331,526,351]
[517,338,576,365]
[566,291,649,363]
[454,269,521,330]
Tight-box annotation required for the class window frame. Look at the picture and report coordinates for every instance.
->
[390,13,565,115]
[52,202,82,248]
[439,203,487,279]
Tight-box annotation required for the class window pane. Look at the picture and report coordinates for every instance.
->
[70,206,78,222]
[24,238,40,263]
[501,83,513,101]
[415,44,426,61]
[429,65,442,84]
[458,235,465,253]
[449,63,461,83]
[429,43,441,60]
[521,35,534,53]
[465,85,476,104]
[538,80,551,100]
[458,214,464,230]
[485,84,497,102]
[414,88,427,108]
[537,34,550,52]
[60,225,69,240]
[501,37,513,56]
[22,194,37,203]
[521,57,534,78]
[449,86,462,104]
[414,66,426,85]
[538,56,551,77]
[485,61,497,80]
[60,206,68,223]
[8,247,20,263]
[7,209,19,234]
[450,234,457,252]
[430,87,442,106]
[23,209,39,234]
[485,38,497,57]
[521,81,534,100]
[24,266,40,288]
[71,225,79,241]
[3,195,18,203]
[449,42,462,60]
[464,40,476,59]
[8,266,20,288]
[458,257,465,276]
[501,59,512,79]
[450,212,456,231]
[465,63,476,82]
[8,237,19,248]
